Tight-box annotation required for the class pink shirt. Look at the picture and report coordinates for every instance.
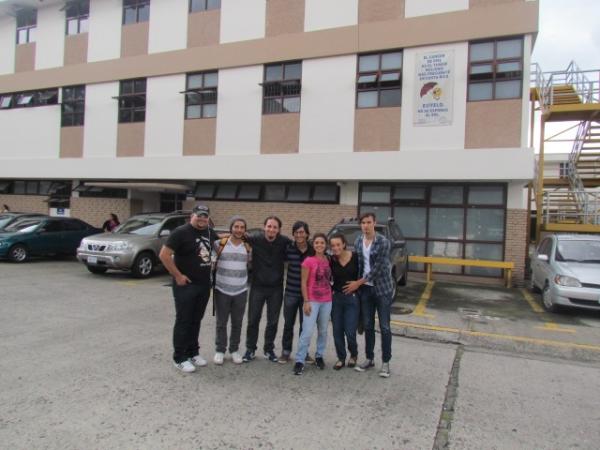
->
[301,256,332,302]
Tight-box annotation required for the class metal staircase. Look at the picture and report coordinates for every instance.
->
[530,62,600,241]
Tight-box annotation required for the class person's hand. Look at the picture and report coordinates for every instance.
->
[303,302,312,316]
[343,280,361,294]
[175,274,191,286]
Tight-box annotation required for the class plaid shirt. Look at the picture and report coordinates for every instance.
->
[355,232,394,300]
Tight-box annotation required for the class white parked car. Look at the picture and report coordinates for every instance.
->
[530,234,600,312]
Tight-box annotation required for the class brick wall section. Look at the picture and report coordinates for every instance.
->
[504,208,528,286]
[183,200,357,235]
[70,197,135,229]
[0,195,48,214]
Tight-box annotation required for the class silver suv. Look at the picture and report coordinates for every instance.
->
[77,211,189,278]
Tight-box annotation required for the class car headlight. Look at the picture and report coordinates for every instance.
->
[554,275,582,288]
[106,241,131,252]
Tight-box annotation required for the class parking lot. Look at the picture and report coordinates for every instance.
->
[2,260,600,449]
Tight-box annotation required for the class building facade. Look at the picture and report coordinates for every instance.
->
[0,0,538,282]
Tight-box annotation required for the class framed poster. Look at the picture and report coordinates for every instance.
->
[414,50,454,126]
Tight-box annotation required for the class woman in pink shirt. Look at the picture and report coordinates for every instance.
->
[294,233,332,375]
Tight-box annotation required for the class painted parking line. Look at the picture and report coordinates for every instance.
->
[119,280,140,287]
[519,288,576,334]
[412,281,435,318]
[390,320,600,352]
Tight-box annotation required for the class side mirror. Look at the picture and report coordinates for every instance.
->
[537,254,549,262]
[159,229,170,237]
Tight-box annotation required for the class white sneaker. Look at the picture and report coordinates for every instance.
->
[231,351,243,364]
[173,360,196,373]
[191,355,207,367]
[213,352,225,365]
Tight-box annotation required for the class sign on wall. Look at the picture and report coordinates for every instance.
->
[414,50,454,126]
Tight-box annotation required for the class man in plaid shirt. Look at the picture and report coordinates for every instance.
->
[344,212,394,378]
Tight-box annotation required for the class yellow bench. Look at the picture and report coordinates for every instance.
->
[408,256,515,288]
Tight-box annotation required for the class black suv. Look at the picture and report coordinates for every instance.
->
[327,217,408,287]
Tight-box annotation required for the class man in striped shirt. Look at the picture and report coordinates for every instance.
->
[213,216,251,365]
[279,221,315,363]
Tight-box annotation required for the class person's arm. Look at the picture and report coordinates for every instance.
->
[301,265,311,316]
[159,245,190,286]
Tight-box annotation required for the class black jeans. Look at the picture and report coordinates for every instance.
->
[281,293,303,354]
[245,285,283,353]
[360,285,392,363]
[214,290,247,353]
[172,282,211,364]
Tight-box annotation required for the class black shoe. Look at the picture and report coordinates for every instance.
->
[242,350,255,363]
[293,362,304,375]
[315,357,325,370]
[264,350,278,362]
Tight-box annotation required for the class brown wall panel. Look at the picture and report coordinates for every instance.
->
[266,0,305,37]
[261,113,300,154]
[183,119,216,155]
[121,22,149,58]
[64,33,88,66]
[354,107,401,152]
[359,0,405,24]
[70,197,134,228]
[117,122,145,157]
[14,43,35,73]
[465,99,522,148]
[60,126,84,158]
[187,9,220,48]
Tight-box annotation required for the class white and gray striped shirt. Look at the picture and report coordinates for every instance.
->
[214,239,249,296]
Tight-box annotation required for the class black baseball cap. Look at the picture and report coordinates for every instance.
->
[192,204,210,217]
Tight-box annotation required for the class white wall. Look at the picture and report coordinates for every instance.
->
[130,190,160,212]
[0,15,16,75]
[299,55,356,153]
[148,0,188,54]
[220,0,265,43]
[215,65,263,155]
[83,82,119,158]
[400,42,468,151]
[0,107,61,159]
[340,181,359,206]
[304,0,358,32]
[88,0,122,62]
[507,181,527,209]
[144,75,185,157]
[405,0,468,18]
[35,6,65,70]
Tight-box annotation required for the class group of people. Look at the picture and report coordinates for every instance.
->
[158,205,394,379]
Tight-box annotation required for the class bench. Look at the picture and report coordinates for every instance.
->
[408,256,515,288]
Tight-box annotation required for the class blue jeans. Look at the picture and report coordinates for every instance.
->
[360,286,392,363]
[331,291,359,361]
[295,301,332,363]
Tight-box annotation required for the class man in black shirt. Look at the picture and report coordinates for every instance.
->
[242,216,292,363]
[159,205,218,373]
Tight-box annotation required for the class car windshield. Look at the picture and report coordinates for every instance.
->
[555,240,600,263]
[330,225,386,248]
[0,216,14,228]
[4,219,43,233]
[116,217,163,235]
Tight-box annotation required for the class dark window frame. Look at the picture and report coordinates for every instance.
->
[123,0,150,25]
[356,50,403,109]
[189,0,221,13]
[262,61,302,115]
[193,182,339,204]
[116,78,147,123]
[65,0,90,35]
[468,36,524,101]
[184,71,218,119]
[16,8,37,44]
[61,85,86,127]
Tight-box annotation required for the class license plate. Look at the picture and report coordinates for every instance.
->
[88,256,98,264]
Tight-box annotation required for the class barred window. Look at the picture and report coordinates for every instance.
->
[117,79,146,123]
[61,86,85,127]
[468,37,523,101]
[184,72,218,119]
[189,0,220,12]
[262,61,302,114]
[356,51,402,108]
[66,0,89,35]
[123,0,150,25]
[16,8,37,44]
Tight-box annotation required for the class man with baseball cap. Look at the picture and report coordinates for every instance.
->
[159,204,218,373]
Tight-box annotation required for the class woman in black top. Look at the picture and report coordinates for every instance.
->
[329,233,360,370]
[102,213,120,232]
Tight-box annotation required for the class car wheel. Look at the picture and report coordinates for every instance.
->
[132,252,154,278]
[86,265,108,275]
[8,244,28,263]
[542,282,559,313]
[398,267,408,286]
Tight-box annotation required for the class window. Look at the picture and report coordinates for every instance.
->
[123,0,150,25]
[61,86,85,127]
[262,61,301,114]
[0,94,13,109]
[73,183,127,198]
[65,0,89,35]
[193,182,338,203]
[468,37,523,101]
[0,89,59,109]
[117,79,146,123]
[160,193,185,213]
[10,180,72,197]
[16,8,37,44]
[189,0,220,12]
[184,72,218,119]
[357,51,402,108]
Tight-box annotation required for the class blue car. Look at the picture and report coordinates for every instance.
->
[0,217,101,262]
